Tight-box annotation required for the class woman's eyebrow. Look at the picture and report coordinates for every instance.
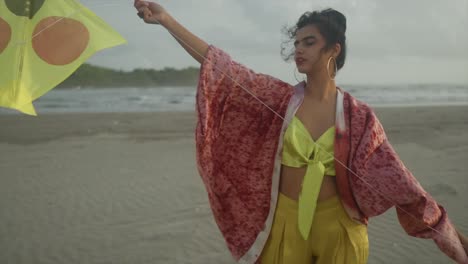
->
[294,35,317,45]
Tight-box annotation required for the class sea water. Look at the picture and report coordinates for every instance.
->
[1,84,467,114]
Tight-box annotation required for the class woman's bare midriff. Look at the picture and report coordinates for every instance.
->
[279,165,337,201]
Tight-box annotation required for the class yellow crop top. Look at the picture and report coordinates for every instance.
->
[281,116,335,240]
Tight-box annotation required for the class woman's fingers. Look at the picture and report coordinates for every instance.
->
[136,5,151,17]
[137,6,148,13]
[134,0,149,9]
[135,0,147,19]
[134,1,162,24]
[143,9,152,19]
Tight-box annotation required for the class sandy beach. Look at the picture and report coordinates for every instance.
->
[1,106,467,264]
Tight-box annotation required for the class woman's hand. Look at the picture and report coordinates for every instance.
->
[133,0,209,64]
[134,0,168,25]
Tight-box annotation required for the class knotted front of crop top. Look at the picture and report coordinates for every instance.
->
[281,116,336,240]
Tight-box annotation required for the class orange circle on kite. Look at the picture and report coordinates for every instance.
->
[32,16,90,65]
[0,18,12,54]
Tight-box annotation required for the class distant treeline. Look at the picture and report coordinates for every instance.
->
[58,63,200,88]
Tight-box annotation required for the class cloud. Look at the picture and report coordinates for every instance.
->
[82,0,468,84]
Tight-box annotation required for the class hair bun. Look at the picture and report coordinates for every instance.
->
[322,8,347,33]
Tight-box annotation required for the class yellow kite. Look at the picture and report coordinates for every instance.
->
[0,0,126,115]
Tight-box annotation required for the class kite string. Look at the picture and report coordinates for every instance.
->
[140,14,466,251]
[19,1,465,252]
[144,16,454,239]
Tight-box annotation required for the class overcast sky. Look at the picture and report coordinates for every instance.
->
[82,0,468,85]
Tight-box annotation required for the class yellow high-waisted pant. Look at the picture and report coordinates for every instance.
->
[260,193,369,264]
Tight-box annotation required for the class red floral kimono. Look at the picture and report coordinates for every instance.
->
[195,45,468,264]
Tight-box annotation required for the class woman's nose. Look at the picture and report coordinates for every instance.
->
[295,48,304,56]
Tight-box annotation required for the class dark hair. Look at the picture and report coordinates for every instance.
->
[281,8,347,70]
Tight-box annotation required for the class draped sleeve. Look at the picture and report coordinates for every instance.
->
[350,108,468,264]
[197,45,293,137]
[195,45,294,260]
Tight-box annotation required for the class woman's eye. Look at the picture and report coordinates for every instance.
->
[294,41,314,48]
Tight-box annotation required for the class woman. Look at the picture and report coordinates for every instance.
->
[134,1,468,263]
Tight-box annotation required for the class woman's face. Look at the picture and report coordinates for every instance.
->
[294,24,337,75]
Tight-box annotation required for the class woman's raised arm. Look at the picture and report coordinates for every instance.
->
[134,0,209,64]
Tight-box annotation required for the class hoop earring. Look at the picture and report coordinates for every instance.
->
[327,57,338,80]
[294,67,306,83]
